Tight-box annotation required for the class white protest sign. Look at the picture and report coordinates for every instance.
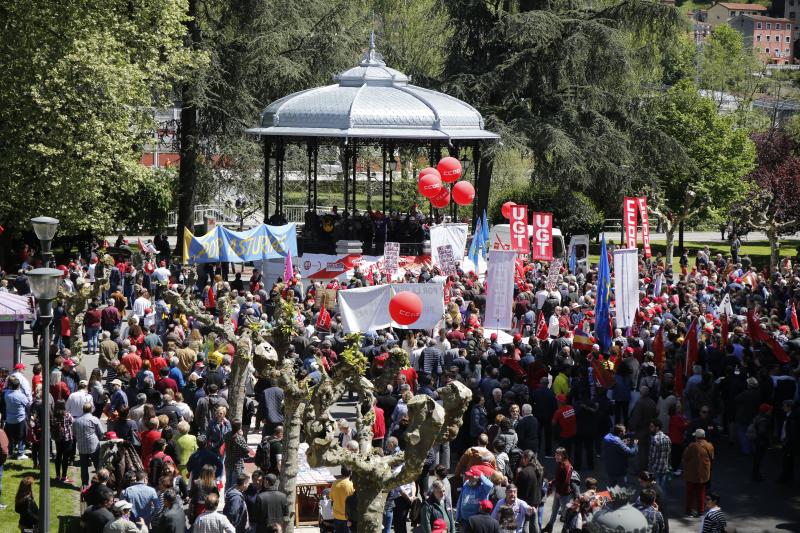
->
[437,244,457,277]
[484,250,516,330]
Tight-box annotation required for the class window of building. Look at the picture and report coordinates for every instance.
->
[757,34,762,41]
[757,21,763,28]
[788,36,792,42]
[767,23,772,29]
[766,47,771,54]
[791,12,797,19]
[791,0,795,6]
[777,23,782,29]
[731,10,737,16]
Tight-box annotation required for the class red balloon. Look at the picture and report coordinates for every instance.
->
[389,291,423,325]
[418,173,442,198]
[452,181,475,206]
[431,188,450,209]
[418,167,440,180]
[437,157,462,183]
[501,201,516,219]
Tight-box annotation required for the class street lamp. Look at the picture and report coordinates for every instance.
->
[29,214,60,533]
[30,216,59,266]
[460,155,470,173]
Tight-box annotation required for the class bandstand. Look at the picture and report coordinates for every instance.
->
[246,34,498,252]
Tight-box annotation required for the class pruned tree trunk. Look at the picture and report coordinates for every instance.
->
[59,255,112,357]
[226,332,251,422]
[279,398,305,533]
[664,222,675,267]
[353,476,387,533]
[767,226,780,274]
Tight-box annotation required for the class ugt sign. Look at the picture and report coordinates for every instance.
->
[623,197,638,250]
[532,211,553,261]
[509,204,529,252]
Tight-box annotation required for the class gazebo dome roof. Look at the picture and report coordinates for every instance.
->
[246,35,498,141]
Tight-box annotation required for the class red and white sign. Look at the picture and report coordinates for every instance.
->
[623,197,638,250]
[636,196,651,258]
[509,204,529,252]
[531,212,553,261]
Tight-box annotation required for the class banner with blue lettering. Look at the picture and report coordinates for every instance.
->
[183,224,297,264]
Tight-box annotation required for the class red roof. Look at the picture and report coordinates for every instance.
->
[716,2,768,9]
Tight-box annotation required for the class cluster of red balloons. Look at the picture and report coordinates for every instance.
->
[501,201,516,219]
[416,157,475,208]
[389,291,422,325]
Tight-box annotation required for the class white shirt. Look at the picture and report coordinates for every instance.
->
[133,296,150,318]
[10,371,31,402]
[153,267,171,283]
[66,390,94,418]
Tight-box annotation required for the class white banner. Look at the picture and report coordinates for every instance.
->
[613,248,639,328]
[484,250,516,330]
[338,285,393,333]
[337,281,445,333]
[430,223,468,267]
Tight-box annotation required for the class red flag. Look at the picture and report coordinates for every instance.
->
[652,328,665,373]
[746,309,761,341]
[444,278,453,305]
[536,311,549,340]
[591,357,615,388]
[685,318,699,376]
[316,306,331,331]
[792,302,799,332]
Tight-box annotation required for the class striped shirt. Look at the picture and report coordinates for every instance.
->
[72,414,103,454]
[701,507,726,533]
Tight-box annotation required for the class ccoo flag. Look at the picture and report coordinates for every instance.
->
[594,234,613,353]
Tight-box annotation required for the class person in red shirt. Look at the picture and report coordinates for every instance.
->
[31,363,42,392]
[155,367,178,395]
[139,417,162,470]
[149,349,168,377]
[121,349,143,377]
[552,394,577,459]
[371,398,386,449]
[398,365,418,392]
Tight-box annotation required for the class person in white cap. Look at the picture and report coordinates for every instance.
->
[66,379,94,418]
[104,499,148,533]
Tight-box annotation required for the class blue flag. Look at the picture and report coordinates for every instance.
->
[469,218,483,268]
[568,243,577,274]
[595,235,612,353]
[481,210,490,257]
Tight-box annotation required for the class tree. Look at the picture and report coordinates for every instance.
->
[647,79,756,264]
[57,255,114,355]
[441,0,685,217]
[0,0,195,236]
[173,0,368,251]
[731,130,800,271]
[697,24,767,121]
[304,337,472,533]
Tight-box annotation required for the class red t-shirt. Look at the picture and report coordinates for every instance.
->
[150,356,168,377]
[398,368,418,391]
[372,406,386,439]
[140,429,162,469]
[121,353,143,377]
[552,405,577,439]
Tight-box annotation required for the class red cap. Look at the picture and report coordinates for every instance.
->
[513,333,522,342]
[759,403,773,413]
[479,500,493,512]
[465,467,482,479]
[490,333,498,340]
[624,347,634,354]
[63,359,75,367]
[557,393,568,403]
[14,363,25,370]
[104,431,118,440]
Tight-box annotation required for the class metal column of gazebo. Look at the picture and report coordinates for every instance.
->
[246,34,499,243]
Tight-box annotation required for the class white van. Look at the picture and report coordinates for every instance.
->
[487,224,566,259]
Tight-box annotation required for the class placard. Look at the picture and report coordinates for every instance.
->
[544,259,562,291]
[437,244,457,276]
[384,242,400,273]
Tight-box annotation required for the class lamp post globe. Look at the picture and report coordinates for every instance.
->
[29,216,59,265]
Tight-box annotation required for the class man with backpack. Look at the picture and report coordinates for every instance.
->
[255,425,284,476]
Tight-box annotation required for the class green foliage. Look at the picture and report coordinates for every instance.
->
[442,0,685,209]
[371,0,452,82]
[0,0,196,235]
[341,334,368,375]
[647,79,756,219]
[492,181,604,238]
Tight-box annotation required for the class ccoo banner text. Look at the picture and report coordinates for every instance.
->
[183,224,298,264]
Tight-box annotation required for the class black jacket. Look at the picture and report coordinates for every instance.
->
[464,512,501,533]
[253,488,288,533]
[515,415,540,451]
[152,505,186,533]
[81,505,114,531]
[515,464,543,506]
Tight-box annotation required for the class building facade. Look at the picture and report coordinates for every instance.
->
[729,14,793,63]
[708,2,769,27]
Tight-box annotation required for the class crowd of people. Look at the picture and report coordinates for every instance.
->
[0,235,798,533]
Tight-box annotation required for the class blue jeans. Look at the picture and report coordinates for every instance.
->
[86,326,100,352]
[382,509,393,533]
[79,449,100,487]
[546,494,572,529]
[655,472,669,493]
[333,519,350,533]
[736,422,752,455]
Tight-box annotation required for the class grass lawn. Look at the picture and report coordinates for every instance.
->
[586,239,800,268]
[1,458,80,533]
